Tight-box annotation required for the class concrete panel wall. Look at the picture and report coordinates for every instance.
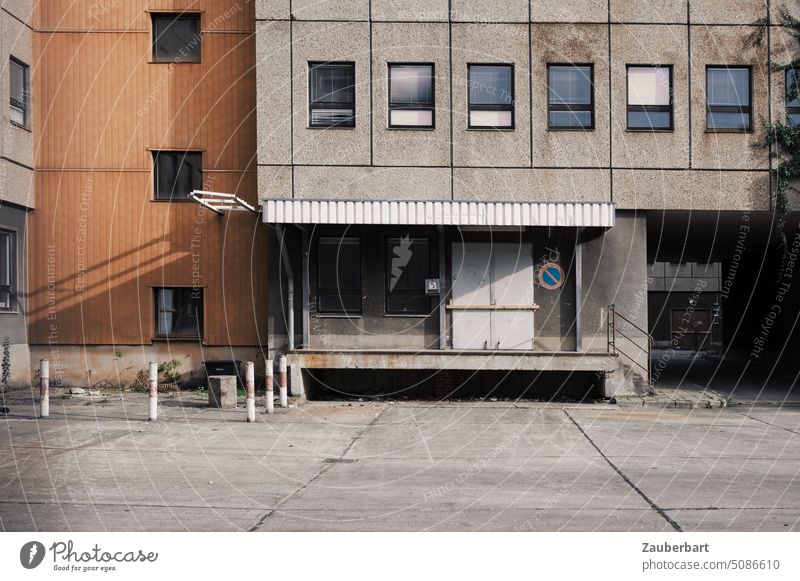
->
[451,0,528,23]
[453,168,611,202]
[372,0,450,22]
[531,0,608,23]
[256,20,291,166]
[451,24,531,167]
[531,24,609,168]
[291,21,371,166]
[690,25,769,170]
[610,24,690,169]
[371,23,451,166]
[294,166,452,200]
[611,1,688,24]
[691,0,767,25]
[291,0,369,21]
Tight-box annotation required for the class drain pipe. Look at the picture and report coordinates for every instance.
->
[275,224,295,352]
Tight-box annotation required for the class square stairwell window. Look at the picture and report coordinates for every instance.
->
[152,13,201,63]
[386,237,432,315]
[0,229,17,312]
[548,64,594,130]
[309,62,356,128]
[317,237,361,315]
[388,64,434,129]
[706,66,752,132]
[468,64,514,129]
[155,288,203,339]
[786,68,800,125]
[153,151,202,201]
[627,65,673,131]
[9,57,29,128]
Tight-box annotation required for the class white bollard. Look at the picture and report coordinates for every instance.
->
[148,361,158,421]
[265,359,274,414]
[279,356,288,408]
[245,361,255,423]
[39,359,50,418]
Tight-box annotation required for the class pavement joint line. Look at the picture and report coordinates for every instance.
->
[562,409,683,532]
[735,412,800,436]
[247,404,389,532]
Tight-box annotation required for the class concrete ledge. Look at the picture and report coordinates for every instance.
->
[288,349,618,372]
[616,388,728,409]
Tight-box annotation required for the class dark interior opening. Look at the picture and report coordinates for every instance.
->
[304,369,604,402]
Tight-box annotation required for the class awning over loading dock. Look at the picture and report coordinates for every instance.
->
[262,199,615,228]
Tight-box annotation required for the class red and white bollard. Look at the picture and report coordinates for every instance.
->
[278,355,288,408]
[245,361,255,422]
[265,359,274,414]
[148,361,158,421]
[39,359,49,418]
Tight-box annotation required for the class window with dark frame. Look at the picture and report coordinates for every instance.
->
[386,236,431,315]
[786,68,800,125]
[317,237,362,315]
[627,65,673,131]
[706,66,752,131]
[0,229,16,312]
[388,64,434,129]
[9,57,29,128]
[152,13,201,63]
[309,62,356,128]
[155,288,203,338]
[468,64,514,129]
[153,151,202,201]
[548,64,594,130]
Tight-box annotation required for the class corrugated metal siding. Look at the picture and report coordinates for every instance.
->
[263,200,616,228]
[28,1,265,346]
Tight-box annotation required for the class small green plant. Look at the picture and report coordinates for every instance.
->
[158,359,182,384]
[1,337,10,389]
[113,351,123,359]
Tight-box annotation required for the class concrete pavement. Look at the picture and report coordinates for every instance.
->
[0,389,798,531]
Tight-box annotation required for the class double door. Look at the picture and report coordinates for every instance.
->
[451,242,535,350]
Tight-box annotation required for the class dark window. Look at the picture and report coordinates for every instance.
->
[386,236,431,315]
[468,64,514,129]
[627,65,673,130]
[155,288,203,338]
[9,57,29,127]
[707,66,752,131]
[548,64,593,130]
[0,229,16,312]
[318,237,361,315]
[153,151,202,201]
[786,68,800,125]
[152,13,201,63]
[388,64,434,129]
[309,62,356,128]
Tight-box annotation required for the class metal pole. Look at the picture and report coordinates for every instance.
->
[265,358,274,414]
[278,355,288,408]
[246,361,256,422]
[39,359,49,418]
[148,361,158,421]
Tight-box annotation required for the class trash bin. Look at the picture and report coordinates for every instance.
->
[203,360,243,389]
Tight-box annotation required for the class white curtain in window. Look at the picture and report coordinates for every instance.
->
[628,67,670,106]
[157,289,175,335]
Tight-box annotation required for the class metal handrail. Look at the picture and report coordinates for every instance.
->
[607,303,654,385]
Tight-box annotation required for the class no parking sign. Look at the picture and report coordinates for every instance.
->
[537,262,564,290]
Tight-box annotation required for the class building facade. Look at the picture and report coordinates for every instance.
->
[1,0,34,386]
[256,0,799,398]
[24,1,267,387]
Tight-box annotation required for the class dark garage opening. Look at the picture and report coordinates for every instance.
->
[304,369,604,402]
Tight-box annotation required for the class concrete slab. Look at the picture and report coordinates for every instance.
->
[1,390,799,531]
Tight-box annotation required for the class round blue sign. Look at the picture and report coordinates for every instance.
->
[538,263,564,290]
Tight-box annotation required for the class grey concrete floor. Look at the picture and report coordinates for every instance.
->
[0,390,798,532]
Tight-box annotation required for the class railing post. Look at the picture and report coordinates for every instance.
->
[265,359,274,414]
[148,361,158,421]
[245,361,255,423]
[278,355,288,408]
[39,359,49,418]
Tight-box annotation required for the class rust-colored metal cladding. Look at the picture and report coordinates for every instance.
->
[27,2,266,375]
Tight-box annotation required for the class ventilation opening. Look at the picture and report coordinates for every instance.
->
[304,369,604,402]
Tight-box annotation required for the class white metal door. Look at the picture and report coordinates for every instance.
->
[450,242,535,350]
[491,243,535,350]
[451,243,492,349]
